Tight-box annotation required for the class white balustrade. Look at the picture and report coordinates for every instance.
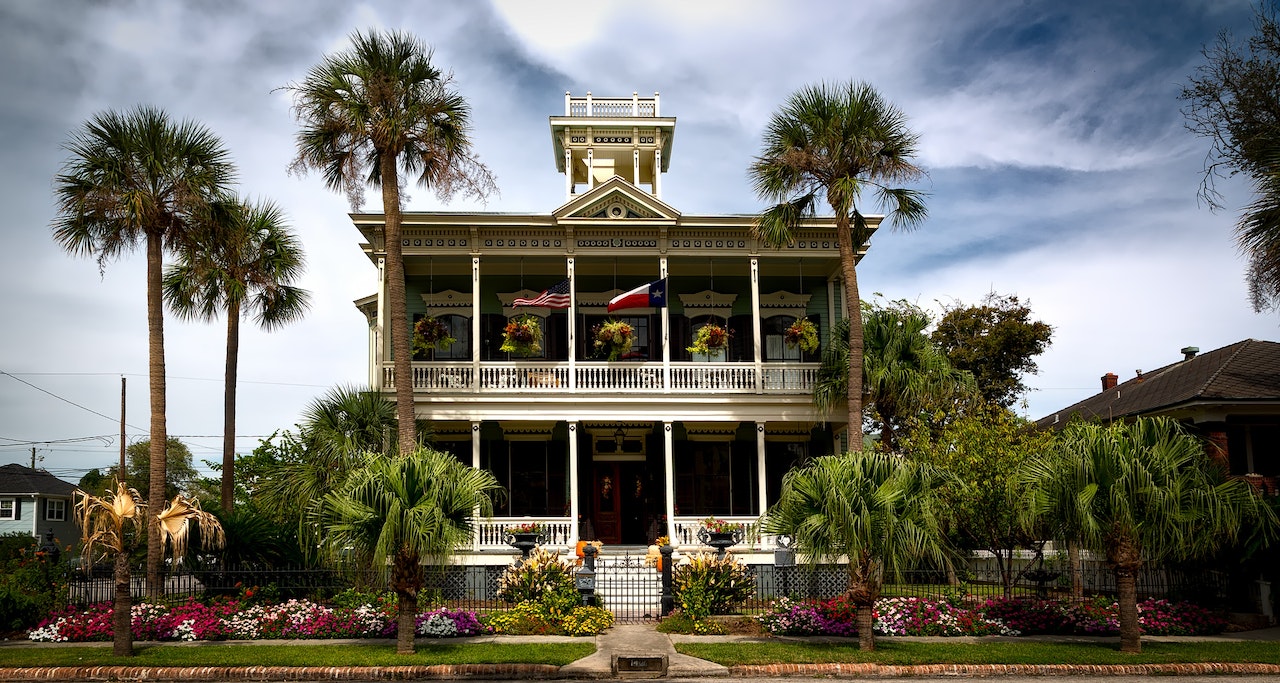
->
[671,516,773,552]
[576,363,663,391]
[478,363,568,391]
[669,363,756,392]
[475,517,574,551]
[761,365,818,392]
[565,95,657,118]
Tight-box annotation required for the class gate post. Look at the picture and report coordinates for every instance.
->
[660,544,674,616]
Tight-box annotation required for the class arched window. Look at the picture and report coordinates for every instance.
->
[435,314,470,360]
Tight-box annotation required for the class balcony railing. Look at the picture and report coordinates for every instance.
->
[672,516,775,553]
[475,517,574,551]
[565,93,658,118]
[382,361,819,395]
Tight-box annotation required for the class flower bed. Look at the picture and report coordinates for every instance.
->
[28,597,489,643]
[755,595,1227,638]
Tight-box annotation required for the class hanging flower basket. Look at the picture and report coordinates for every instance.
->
[687,324,732,355]
[413,316,457,355]
[592,319,635,361]
[499,315,542,357]
[784,318,819,353]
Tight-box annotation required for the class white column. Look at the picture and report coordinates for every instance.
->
[568,257,577,390]
[633,148,640,186]
[569,422,580,546]
[653,146,662,199]
[631,91,639,116]
[587,147,595,190]
[565,147,574,200]
[376,257,387,390]
[660,257,670,393]
[751,258,762,394]
[664,421,676,542]
[756,422,768,517]
[653,92,660,117]
[472,421,481,550]
[472,257,481,392]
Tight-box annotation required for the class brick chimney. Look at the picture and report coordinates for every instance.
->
[1101,372,1118,390]
[1181,346,1199,360]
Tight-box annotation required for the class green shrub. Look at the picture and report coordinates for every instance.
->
[560,605,614,636]
[495,547,580,619]
[0,533,69,630]
[672,553,755,619]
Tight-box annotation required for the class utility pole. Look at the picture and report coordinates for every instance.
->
[119,377,126,483]
[31,446,36,470]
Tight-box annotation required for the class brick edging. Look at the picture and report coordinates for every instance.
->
[0,663,561,681]
[729,662,1280,677]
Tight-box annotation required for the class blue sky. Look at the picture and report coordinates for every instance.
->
[0,0,1273,481]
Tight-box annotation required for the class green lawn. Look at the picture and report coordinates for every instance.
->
[675,640,1280,666]
[0,642,594,668]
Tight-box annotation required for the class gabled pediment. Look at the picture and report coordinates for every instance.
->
[553,176,680,221]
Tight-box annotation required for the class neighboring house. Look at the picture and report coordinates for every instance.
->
[0,463,79,547]
[1036,339,1280,495]
[352,93,870,563]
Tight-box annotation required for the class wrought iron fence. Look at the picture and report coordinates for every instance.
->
[64,558,1233,624]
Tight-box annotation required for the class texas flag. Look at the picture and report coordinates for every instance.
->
[607,278,668,312]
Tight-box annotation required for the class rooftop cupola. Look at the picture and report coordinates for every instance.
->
[550,91,676,201]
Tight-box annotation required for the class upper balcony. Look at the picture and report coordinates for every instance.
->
[383,360,819,396]
[564,92,659,118]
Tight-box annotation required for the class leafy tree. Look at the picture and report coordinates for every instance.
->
[761,451,947,651]
[53,106,236,592]
[931,293,1053,408]
[314,447,503,654]
[164,196,311,512]
[1022,416,1277,653]
[814,301,973,451]
[902,401,1056,597]
[121,438,201,503]
[750,82,928,452]
[287,29,496,455]
[1181,3,1280,311]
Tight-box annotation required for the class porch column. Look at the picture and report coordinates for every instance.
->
[653,145,662,199]
[751,257,762,394]
[569,422,580,546]
[472,257,481,392]
[568,257,577,390]
[756,422,768,518]
[472,421,481,551]
[660,257,670,392]
[664,421,676,542]
[587,147,595,190]
[376,257,387,390]
[633,148,640,186]
[565,147,573,199]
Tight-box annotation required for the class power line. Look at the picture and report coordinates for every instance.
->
[6,371,330,388]
[0,370,145,432]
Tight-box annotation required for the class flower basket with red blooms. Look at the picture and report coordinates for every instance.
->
[499,315,542,357]
[592,319,635,361]
[506,522,545,534]
[687,324,732,356]
[784,318,819,353]
[701,517,744,534]
[413,316,456,355]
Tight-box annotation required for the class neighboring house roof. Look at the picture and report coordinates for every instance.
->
[1036,339,1280,428]
[0,464,77,497]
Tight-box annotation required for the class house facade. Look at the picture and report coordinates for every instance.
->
[352,93,867,563]
[1036,339,1280,496]
[0,464,79,547]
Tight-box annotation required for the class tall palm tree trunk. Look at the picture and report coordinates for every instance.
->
[145,231,168,597]
[380,152,417,456]
[855,600,876,651]
[1116,566,1141,653]
[221,299,240,512]
[112,551,132,657]
[834,214,864,452]
[393,552,420,655]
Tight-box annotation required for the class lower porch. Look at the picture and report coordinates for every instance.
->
[430,419,834,555]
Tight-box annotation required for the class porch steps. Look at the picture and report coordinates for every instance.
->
[592,553,663,619]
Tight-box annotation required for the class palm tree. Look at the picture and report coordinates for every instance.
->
[287,29,496,455]
[76,481,224,656]
[314,447,503,654]
[164,197,311,512]
[1022,417,1277,653]
[761,451,947,651]
[258,385,429,546]
[53,106,236,594]
[1238,140,1280,311]
[814,304,973,450]
[751,82,927,452]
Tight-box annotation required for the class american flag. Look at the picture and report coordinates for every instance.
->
[512,279,572,308]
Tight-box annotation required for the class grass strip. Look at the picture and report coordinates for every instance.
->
[0,642,594,668]
[675,640,1280,666]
